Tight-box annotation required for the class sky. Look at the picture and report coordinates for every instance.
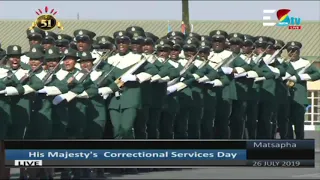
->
[0,1,319,21]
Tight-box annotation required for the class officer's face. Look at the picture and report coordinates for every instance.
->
[266,46,276,55]
[199,50,210,60]
[255,46,266,55]
[212,39,225,52]
[43,43,54,50]
[170,48,181,60]
[29,38,41,46]
[8,56,21,70]
[80,60,93,71]
[230,43,242,54]
[57,45,68,53]
[184,48,197,59]
[157,49,170,59]
[46,60,59,70]
[63,58,76,71]
[142,44,154,54]
[29,59,42,71]
[77,41,91,51]
[288,48,300,61]
[242,44,254,54]
[131,43,143,54]
[117,41,130,54]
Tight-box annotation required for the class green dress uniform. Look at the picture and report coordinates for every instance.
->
[160,59,183,139]
[148,56,179,139]
[8,46,44,139]
[77,51,108,139]
[192,57,220,139]
[228,33,253,139]
[107,51,158,139]
[0,46,25,140]
[284,42,320,139]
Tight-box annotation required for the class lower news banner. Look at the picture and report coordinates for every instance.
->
[6,149,247,167]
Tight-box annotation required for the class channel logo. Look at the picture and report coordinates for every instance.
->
[262,9,302,30]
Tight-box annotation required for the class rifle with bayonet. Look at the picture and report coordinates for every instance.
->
[96,61,120,87]
[19,62,43,84]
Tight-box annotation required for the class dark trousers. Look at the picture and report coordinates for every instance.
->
[230,100,247,139]
[201,97,217,139]
[147,107,162,139]
[214,99,232,139]
[288,101,306,139]
[246,100,259,139]
[188,107,203,139]
[159,111,175,139]
[134,106,149,139]
[274,103,290,139]
[257,101,275,139]
[174,108,189,139]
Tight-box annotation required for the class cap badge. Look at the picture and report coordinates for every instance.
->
[48,49,53,54]
[291,42,295,46]
[102,38,106,42]
[160,41,164,45]
[234,34,238,37]
[133,32,138,37]
[201,37,205,41]
[30,29,35,33]
[64,49,68,54]
[259,37,263,42]
[82,52,87,56]
[45,31,48,36]
[32,48,37,52]
[189,33,193,37]
[13,46,18,51]
[58,35,62,40]
[73,37,76,41]
[201,42,205,46]
[119,32,123,36]
[79,31,83,35]
[172,32,176,36]
[171,40,175,44]
[217,31,221,35]
[187,39,192,44]
[131,27,135,31]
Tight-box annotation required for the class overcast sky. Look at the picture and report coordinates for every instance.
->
[0,1,319,21]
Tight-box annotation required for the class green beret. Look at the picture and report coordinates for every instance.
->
[156,39,173,50]
[96,36,114,45]
[243,35,255,44]
[56,34,73,47]
[254,36,269,47]
[144,32,159,44]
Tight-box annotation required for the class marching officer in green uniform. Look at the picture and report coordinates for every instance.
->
[228,33,252,139]
[55,34,73,53]
[192,40,220,139]
[107,30,158,139]
[96,36,115,53]
[208,30,249,139]
[284,41,320,139]
[21,28,46,64]
[73,29,100,64]
[166,39,197,139]
[42,31,58,50]
[253,36,281,139]
[126,26,151,139]
[241,35,261,139]
[148,38,180,139]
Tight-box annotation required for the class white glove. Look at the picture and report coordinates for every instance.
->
[0,90,6,94]
[205,81,215,85]
[98,87,113,96]
[167,85,178,95]
[288,76,297,82]
[298,74,311,81]
[53,95,65,105]
[246,71,259,79]
[121,74,137,83]
[38,88,47,94]
[234,73,247,78]
[221,67,234,74]
[198,76,209,83]
[5,86,19,96]
[151,75,161,82]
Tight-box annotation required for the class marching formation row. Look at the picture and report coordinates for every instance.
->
[0,26,319,179]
